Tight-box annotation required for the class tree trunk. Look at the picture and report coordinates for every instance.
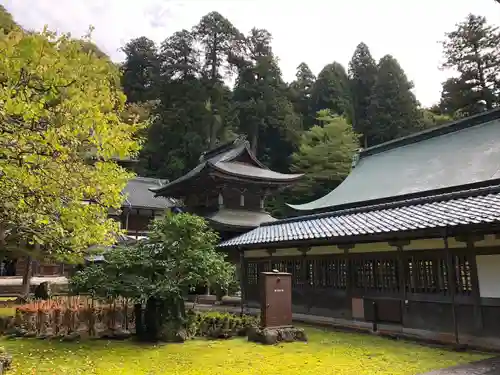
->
[21,255,33,298]
[251,130,258,156]
[0,223,5,249]
[134,303,145,340]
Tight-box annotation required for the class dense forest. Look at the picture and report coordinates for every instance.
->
[2,6,500,216]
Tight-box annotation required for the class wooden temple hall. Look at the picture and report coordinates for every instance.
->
[219,109,500,348]
[152,136,303,262]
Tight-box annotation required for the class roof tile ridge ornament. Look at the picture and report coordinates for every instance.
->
[199,135,249,162]
[351,148,364,169]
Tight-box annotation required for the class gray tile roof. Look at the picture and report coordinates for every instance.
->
[122,177,175,210]
[153,138,302,197]
[289,109,500,211]
[214,162,302,181]
[206,209,277,229]
[219,184,500,249]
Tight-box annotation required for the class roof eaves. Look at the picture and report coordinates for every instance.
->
[152,162,209,197]
[273,180,500,229]
[208,161,304,182]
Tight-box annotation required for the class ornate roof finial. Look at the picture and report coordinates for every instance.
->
[351,148,363,169]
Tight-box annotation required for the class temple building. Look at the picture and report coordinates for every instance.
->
[152,137,303,260]
[220,108,500,349]
[0,177,174,295]
[112,177,176,239]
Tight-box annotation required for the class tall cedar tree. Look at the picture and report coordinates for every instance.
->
[0,29,142,295]
[121,37,161,103]
[232,28,301,171]
[159,29,200,80]
[367,55,422,145]
[289,63,316,129]
[291,110,359,202]
[438,77,483,117]
[440,14,500,115]
[348,42,377,148]
[142,27,235,180]
[193,12,241,149]
[310,62,353,123]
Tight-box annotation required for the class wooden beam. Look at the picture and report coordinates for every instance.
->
[454,234,485,246]
[298,247,311,256]
[388,239,411,249]
[338,244,353,253]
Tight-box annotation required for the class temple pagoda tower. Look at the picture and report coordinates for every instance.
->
[152,137,303,246]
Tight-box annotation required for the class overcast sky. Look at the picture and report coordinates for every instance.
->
[3,0,499,107]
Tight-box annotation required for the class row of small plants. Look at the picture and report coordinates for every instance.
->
[1,297,259,342]
[185,310,259,339]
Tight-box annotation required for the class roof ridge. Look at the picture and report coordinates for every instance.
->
[360,108,500,158]
[132,177,168,187]
[267,181,500,227]
[200,136,248,161]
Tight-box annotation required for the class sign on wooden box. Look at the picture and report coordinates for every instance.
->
[260,271,292,328]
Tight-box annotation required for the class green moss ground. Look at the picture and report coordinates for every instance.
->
[2,326,490,375]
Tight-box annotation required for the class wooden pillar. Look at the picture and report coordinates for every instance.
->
[266,249,275,271]
[339,244,353,318]
[298,247,310,311]
[239,249,247,315]
[455,234,484,333]
[468,242,483,332]
[389,240,410,324]
[444,236,459,345]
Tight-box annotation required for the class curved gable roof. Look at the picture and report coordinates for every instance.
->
[289,109,500,212]
[153,138,302,197]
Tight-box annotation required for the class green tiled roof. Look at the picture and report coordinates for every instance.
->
[289,109,500,212]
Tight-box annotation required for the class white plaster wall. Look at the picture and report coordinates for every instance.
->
[476,254,500,298]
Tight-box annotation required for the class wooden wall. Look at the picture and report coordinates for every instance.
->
[241,235,500,340]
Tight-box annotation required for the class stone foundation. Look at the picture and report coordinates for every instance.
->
[247,326,308,345]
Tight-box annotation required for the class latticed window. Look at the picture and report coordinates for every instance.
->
[352,257,399,292]
[246,262,258,285]
[270,259,307,287]
[405,255,448,295]
[454,255,472,296]
[375,259,399,292]
[310,258,347,289]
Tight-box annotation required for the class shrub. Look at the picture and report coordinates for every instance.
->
[10,297,258,343]
[0,346,12,371]
[184,310,259,339]
[34,282,52,300]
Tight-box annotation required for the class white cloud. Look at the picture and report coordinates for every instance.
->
[3,0,500,106]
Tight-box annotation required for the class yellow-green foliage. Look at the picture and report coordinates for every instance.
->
[0,307,15,317]
[0,27,143,261]
[2,326,489,374]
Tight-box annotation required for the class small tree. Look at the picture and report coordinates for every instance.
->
[0,28,142,296]
[290,110,359,202]
[70,212,234,341]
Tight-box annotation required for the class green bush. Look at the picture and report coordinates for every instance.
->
[184,310,258,339]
